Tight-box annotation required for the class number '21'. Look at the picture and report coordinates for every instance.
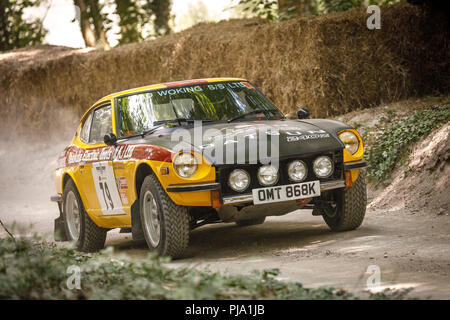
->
[99,181,114,210]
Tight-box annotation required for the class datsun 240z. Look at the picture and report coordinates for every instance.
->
[52,78,367,258]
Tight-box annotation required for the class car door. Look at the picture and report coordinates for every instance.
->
[83,104,125,216]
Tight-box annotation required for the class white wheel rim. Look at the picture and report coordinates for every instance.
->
[65,191,81,240]
[142,190,161,247]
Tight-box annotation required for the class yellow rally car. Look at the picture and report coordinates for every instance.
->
[51,78,367,259]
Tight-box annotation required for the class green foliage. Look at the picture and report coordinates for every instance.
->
[0,0,48,51]
[366,106,450,184]
[0,236,411,299]
[368,288,415,300]
[316,0,405,14]
[114,0,172,44]
[235,0,406,21]
[237,0,279,21]
[114,0,145,44]
[316,0,364,14]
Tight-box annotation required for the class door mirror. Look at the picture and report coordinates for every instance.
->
[104,133,117,146]
[297,108,310,119]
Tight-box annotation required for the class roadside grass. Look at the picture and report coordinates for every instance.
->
[365,105,450,185]
[0,235,412,300]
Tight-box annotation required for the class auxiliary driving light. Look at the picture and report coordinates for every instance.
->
[257,165,279,186]
[228,169,250,192]
[287,160,307,182]
[313,156,333,178]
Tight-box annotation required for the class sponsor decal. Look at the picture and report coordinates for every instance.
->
[156,86,203,96]
[119,191,129,205]
[286,129,330,142]
[116,177,128,190]
[67,145,137,165]
[68,150,84,164]
[113,145,136,160]
[154,82,248,97]
[99,147,114,160]
[113,162,125,170]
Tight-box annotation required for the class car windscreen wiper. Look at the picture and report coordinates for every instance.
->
[227,109,277,123]
[141,123,168,137]
[115,124,167,141]
[118,119,214,140]
[153,118,213,125]
[142,119,213,136]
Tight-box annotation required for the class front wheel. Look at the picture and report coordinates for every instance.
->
[322,170,367,231]
[139,174,190,259]
[63,179,107,252]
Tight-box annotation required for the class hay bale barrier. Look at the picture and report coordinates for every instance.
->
[0,3,448,141]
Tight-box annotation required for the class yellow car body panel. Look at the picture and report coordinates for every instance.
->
[339,128,365,182]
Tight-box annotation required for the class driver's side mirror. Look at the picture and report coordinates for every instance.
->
[297,108,310,119]
[104,133,117,146]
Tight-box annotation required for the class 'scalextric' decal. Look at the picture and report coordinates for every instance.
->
[67,145,137,165]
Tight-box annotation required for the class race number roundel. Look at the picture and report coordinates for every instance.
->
[92,162,124,215]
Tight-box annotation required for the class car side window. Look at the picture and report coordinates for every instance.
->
[80,112,93,143]
[89,105,112,144]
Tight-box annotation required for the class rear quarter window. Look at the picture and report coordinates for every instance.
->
[80,112,93,143]
[89,105,112,144]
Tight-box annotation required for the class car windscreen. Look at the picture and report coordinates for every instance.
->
[116,81,282,137]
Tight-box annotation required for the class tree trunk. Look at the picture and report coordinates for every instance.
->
[147,0,172,36]
[0,0,10,51]
[89,0,111,49]
[114,0,141,44]
[74,0,97,47]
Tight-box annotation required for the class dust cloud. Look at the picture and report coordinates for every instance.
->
[0,110,79,238]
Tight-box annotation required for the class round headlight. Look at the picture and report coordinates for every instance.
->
[287,160,307,182]
[338,131,359,155]
[228,169,250,192]
[173,152,198,178]
[257,165,278,186]
[313,156,333,178]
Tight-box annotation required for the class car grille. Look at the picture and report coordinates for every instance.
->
[216,150,343,197]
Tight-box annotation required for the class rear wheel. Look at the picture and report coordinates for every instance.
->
[235,217,266,227]
[321,170,367,231]
[63,179,107,252]
[139,174,189,259]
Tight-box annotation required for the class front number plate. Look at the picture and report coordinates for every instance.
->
[252,180,320,205]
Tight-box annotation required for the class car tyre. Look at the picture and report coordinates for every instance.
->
[63,179,107,252]
[235,217,266,227]
[322,170,367,231]
[139,174,189,259]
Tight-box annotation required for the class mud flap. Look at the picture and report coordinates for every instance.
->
[131,200,144,241]
[54,215,69,241]
[53,200,69,241]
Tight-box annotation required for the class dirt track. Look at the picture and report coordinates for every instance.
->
[2,185,449,299]
[107,206,449,299]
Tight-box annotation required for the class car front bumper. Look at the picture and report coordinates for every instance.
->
[166,179,346,205]
[165,159,367,206]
